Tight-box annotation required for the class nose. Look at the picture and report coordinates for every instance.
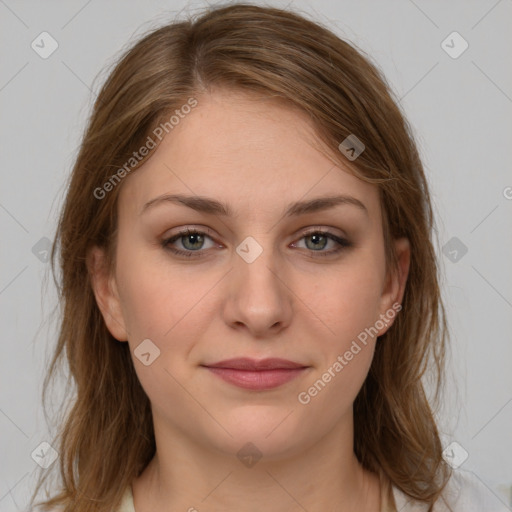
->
[223,238,293,338]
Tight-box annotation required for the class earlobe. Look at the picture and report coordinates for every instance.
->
[86,246,128,342]
[378,237,410,334]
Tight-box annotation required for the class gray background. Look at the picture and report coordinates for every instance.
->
[1,0,511,510]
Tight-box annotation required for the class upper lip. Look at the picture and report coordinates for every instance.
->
[203,358,308,371]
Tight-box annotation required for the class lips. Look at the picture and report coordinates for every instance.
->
[202,358,310,390]
[204,357,308,370]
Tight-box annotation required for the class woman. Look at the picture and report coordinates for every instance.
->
[30,4,504,511]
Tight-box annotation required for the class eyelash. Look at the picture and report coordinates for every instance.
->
[161,228,352,259]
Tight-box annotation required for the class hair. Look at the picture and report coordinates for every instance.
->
[31,3,453,511]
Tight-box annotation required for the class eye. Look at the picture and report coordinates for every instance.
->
[162,228,217,257]
[292,229,352,257]
[161,227,352,259]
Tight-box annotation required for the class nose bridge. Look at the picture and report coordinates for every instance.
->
[234,234,281,293]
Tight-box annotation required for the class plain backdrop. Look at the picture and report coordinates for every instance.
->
[1,0,511,510]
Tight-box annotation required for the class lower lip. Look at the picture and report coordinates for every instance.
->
[205,367,308,390]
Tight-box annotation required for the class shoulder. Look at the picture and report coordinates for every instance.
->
[391,469,510,512]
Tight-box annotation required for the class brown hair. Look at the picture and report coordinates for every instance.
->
[31,3,452,511]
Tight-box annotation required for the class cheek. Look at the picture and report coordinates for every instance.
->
[114,241,212,340]
[113,245,218,405]
[295,269,381,421]
[303,255,385,344]
[294,250,385,405]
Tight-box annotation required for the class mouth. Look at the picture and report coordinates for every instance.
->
[201,358,310,390]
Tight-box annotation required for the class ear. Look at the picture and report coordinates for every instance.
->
[86,246,128,342]
[377,237,410,335]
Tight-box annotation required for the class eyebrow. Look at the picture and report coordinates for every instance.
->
[140,193,368,217]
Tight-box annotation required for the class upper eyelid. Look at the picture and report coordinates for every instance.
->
[166,226,346,238]
[169,223,346,235]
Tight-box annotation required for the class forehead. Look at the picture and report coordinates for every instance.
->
[117,89,381,224]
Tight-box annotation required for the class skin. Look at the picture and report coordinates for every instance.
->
[89,88,410,512]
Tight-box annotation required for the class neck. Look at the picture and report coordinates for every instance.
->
[132,413,381,512]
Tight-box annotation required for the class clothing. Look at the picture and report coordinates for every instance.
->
[117,469,510,511]
[390,469,510,512]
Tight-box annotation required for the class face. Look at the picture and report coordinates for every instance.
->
[89,88,409,461]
